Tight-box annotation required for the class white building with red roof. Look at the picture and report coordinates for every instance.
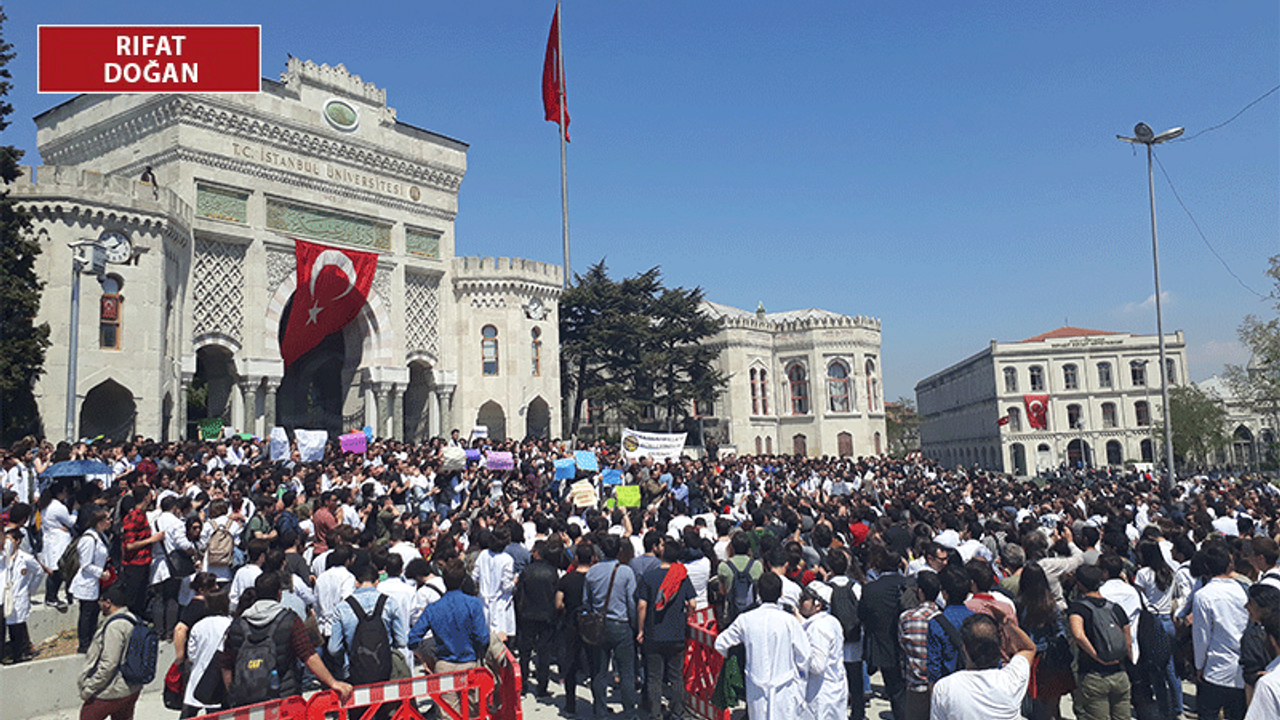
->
[914,326,1187,475]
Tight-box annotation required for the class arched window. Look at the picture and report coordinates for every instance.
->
[755,436,762,455]
[1165,358,1177,386]
[1102,402,1117,428]
[99,274,123,350]
[481,325,499,376]
[1067,403,1082,429]
[827,361,851,413]
[1003,367,1018,393]
[1097,362,1113,388]
[750,369,760,414]
[793,434,807,456]
[765,436,772,454]
[1007,407,1021,431]
[865,358,879,412]
[1130,360,1147,387]
[837,432,853,457]
[874,432,882,455]
[759,370,770,415]
[787,364,810,415]
[1063,364,1079,390]
[1029,365,1045,392]
[1135,400,1151,426]
[530,327,542,376]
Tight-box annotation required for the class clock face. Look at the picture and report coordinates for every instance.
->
[100,231,132,264]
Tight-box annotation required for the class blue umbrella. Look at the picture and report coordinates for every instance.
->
[38,459,113,478]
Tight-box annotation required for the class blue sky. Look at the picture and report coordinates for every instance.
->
[6,2,1277,401]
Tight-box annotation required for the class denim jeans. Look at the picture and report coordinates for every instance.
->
[642,642,684,720]
[591,619,637,718]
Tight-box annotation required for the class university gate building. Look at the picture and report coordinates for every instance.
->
[15,59,563,443]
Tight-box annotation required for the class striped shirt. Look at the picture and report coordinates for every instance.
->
[899,601,939,689]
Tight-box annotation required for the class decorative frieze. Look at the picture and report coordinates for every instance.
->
[192,236,246,346]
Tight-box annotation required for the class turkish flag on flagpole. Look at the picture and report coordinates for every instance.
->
[542,3,570,141]
[280,239,378,368]
[1024,394,1050,430]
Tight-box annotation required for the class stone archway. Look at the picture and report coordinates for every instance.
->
[80,379,136,441]
[477,401,506,441]
[403,362,434,443]
[526,396,550,440]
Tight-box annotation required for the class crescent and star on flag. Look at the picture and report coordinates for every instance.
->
[306,249,359,325]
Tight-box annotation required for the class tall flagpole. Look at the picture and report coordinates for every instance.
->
[556,2,571,289]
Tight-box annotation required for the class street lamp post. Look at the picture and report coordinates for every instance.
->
[1118,123,1182,491]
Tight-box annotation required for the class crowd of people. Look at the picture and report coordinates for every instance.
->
[1,431,1279,720]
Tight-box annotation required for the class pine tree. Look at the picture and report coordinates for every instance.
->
[0,9,52,442]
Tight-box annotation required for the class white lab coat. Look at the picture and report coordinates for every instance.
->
[801,611,848,720]
[714,603,810,720]
[3,547,45,624]
[39,499,77,570]
[474,549,516,636]
[69,530,109,601]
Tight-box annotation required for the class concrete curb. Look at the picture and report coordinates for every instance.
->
[0,639,175,720]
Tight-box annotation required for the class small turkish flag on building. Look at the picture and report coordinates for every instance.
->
[1024,394,1050,430]
[996,415,1011,426]
[279,239,377,368]
[542,4,570,141]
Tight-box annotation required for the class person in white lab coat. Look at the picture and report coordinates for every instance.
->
[38,481,77,608]
[3,526,49,663]
[714,571,810,720]
[473,527,516,639]
[798,581,848,720]
[70,510,112,653]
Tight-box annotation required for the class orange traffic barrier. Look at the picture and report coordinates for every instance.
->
[684,607,731,720]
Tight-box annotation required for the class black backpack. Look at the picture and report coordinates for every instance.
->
[1136,596,1172,669]
[725,559,758,622]
[346,594,392,685]
[228,611,292,707]
[827,578,862,643]
[88,613,158,690]
[1083,598,1128,665]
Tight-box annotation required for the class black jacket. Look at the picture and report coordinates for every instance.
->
[515,559,560,623]
[859,571,914,671]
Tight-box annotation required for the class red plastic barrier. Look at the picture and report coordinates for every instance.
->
[307,667,494,720]
[493,646,523,720]
[684,607,731,720]
[187,694,308,720]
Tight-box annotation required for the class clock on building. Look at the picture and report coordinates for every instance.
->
[99,230,133,264]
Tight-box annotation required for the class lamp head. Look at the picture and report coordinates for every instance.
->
[1134,123,1154,142]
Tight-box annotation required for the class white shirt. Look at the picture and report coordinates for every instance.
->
[1192,577,1249,689]
[1099,578,1142,664]
[69,530,109,601]
[686,556,712,608]
[229,564,263,610]
[1245,656,1280,720]
[315,565,356,637]
[929,654,1031,720]
[801,611,848,720]
[715,603,811,720]
[39,498,77,569]
[183,615,232,710]
[1133,567,1178,615]
[151,511,196,584]
[3,547,44,623]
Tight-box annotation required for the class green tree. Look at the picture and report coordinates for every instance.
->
[560,261,725,437]
[0,10,52,443]
[1158,385,1228,469]
[885,396,920,456]
[1225,256,1280,435]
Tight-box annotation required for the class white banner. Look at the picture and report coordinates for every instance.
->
[295,429,328,463]
[620,428,687,462]
[269,427,290,462]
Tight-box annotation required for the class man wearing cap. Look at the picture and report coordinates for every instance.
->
[798,581,848,720]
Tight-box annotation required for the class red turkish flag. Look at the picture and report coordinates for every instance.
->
[996,415,1011,426]
[542,4,570,141]
[279,239,377,368]
[1024,394,1050,430]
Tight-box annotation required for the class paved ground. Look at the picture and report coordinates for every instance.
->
[23,664,1200,720]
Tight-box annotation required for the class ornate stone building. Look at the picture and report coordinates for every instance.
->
[915,327,1188,475]
[701,301,887,458]
[16,59,562,442]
